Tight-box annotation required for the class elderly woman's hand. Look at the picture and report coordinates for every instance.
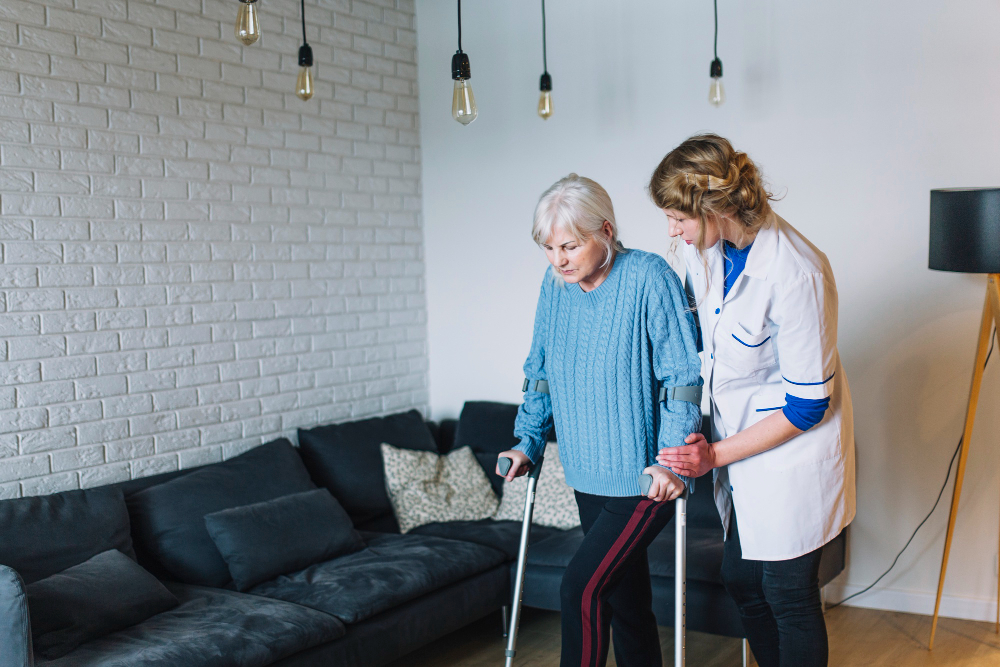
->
[655,432,716,478]
[641,465,685,502]
[496,450,532,482]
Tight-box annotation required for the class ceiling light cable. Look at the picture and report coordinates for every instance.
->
[538,0,552,119]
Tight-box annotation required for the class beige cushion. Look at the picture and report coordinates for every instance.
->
[494,444,580,530]
[381,444,499,533]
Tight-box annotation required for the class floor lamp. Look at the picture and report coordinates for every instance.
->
[928,187,1000,650]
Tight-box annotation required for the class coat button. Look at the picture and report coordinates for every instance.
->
[710,353,714,359]
[715,308,720,314]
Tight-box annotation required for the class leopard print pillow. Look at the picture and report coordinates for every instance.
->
[381,443,499,533]
[494,443,580,530]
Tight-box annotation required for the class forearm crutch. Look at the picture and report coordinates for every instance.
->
[640,474,687,667]
[497,454,544,667]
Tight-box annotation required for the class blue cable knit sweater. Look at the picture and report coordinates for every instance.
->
[514,249,704,497]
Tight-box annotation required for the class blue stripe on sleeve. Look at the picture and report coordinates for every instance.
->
[782,394,831,431]
[782,372,836,386]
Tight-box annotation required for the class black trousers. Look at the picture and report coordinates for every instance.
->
[559,491,675,667]
[721,511,828,667]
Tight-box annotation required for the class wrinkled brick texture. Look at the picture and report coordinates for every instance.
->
[0,0,426,498]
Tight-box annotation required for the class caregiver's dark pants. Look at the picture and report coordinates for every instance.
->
[721,511,828,667]
[560,490,674,667]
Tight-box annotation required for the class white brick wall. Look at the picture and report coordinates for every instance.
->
[0,0,427,499]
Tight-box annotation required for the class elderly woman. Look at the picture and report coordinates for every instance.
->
[497,174,703,667]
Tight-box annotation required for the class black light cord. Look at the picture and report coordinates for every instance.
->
[300,0,307,43]
[457,0,462,52]
[541,0,548,74]
[827,328,997,610]
[713,0,719,60]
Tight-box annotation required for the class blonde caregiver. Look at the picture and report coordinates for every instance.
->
[649,135,855,667]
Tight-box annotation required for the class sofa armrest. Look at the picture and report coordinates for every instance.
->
[0,565,32,667]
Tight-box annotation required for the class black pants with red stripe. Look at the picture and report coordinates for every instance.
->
[560,490,675,667]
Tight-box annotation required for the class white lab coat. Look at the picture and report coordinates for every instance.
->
[683,214,856,561]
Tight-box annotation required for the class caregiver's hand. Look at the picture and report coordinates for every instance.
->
[642,466,684,502]
[656,432,717,478]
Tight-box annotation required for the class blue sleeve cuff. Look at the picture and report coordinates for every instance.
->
[782,394,831,431]
[514,438,545,464]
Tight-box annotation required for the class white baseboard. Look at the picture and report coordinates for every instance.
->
[825,583,998,623]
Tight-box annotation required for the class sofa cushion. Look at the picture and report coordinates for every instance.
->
[453,401,522,453]
[452,402,523,495]
[297,410,438,531]
[525,524,726,584]
[381,444,499,533]
[37,582,344,667]
[494,443,580,529]
[249,533,506,624]
[409,519,563,559]
[27,550,179,660]
[205,489,364,592]
[0,487,134,585]
[126,439,316,587]
[0,565,31,667]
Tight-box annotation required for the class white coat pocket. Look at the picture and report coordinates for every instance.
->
[720,325,776,372]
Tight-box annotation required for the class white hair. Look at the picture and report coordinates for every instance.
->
[531,174,625,281]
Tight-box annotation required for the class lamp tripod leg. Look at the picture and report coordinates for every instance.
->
[929,287,995,650]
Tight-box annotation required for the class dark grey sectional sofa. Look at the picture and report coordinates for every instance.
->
[0,403,846,667]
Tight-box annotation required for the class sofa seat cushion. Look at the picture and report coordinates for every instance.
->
[409,519,563,559]
[644,526,725,583]
[37,583,344,667]
[525,524,725,584]
[249,533,507,624]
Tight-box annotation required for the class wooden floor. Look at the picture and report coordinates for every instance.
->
[388,606,1000,666]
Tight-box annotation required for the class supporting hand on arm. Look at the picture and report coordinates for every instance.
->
[656,409,803,475]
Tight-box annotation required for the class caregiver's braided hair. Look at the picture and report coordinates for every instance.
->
[648,134,776,251]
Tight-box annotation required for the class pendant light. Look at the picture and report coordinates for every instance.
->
[537,0,552,120]
[708,0,725,107]
[296,0,314,101]
[451,0,477,125]
[235,0,261,46]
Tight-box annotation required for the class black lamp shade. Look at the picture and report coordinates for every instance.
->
[929,188,1000,273]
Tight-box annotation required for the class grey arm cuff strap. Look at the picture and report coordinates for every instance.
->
[522,378,549,394]
[658,385,703,406]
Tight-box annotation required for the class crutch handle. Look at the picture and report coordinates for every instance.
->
[639,473,691,500]
[498,456,513,476]
[638,473,654,497]
[498,456,542,479]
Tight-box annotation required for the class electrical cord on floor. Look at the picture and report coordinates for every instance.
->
[827,328,996,610]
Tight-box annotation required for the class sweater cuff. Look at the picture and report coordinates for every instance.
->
[514,438,545,465]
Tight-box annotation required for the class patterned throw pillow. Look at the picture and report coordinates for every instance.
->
[381,444,500,533]
[494,444,580,530]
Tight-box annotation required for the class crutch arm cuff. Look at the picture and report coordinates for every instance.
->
[658,384,703,405]
[522,378,549,394]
